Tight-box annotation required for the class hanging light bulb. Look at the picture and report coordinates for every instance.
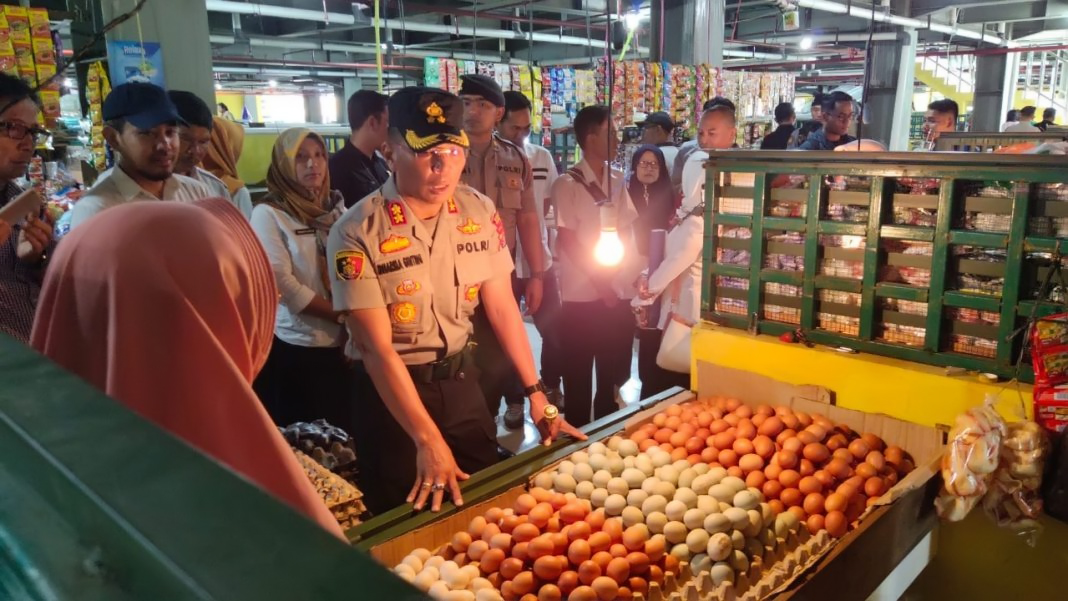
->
[799,36,814,50]
[594,204,624,267]
[594,227,625,266]
[624,11,642,32]
[268,79,278,88]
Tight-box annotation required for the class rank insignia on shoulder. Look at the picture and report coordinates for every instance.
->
[392,301,417,324]
[379,233,411,254]
[491,212,506,250]
[465,284,481,302]
[457,217,482,235]
[396,279,421,296]
[387,201,407,226]
[447,197,459,214]
[334,250,365,281]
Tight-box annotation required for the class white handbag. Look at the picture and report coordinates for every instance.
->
[655,281,693,374]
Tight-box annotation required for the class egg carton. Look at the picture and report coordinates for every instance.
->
[633,527,832,601]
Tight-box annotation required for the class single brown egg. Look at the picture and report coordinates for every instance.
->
[515,494,538,516]
[762,479,784,500]
[806,513,825,535]
[591,576,619,601]
[798,476,822,496]
[569,539,592,566]
[855,463,877,480]
[776,429,798,446]
[861,432,886,452]
[514,523,541,543]
[605,557,631,584]
[578,560,602,585]
[567,585,597,601]
[776,450,799,470]
[803,443,830,464]
[813,469,835,489]
[535,555,565,581]
[864,477,886,498]
[824,492,847,513]
[803,492,825,515]
[780,487,803,508]
[538,583,563,601]
[848,439,871,461]
[758,415,784,438]
[558,571,580,596]
[501,557,525,580]
[825,510,848,538]
[866,450,886,471]
[778,469,802,489]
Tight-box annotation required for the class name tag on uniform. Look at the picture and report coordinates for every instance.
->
[294,228,316,235]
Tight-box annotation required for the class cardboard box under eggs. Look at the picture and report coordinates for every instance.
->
[357,361,943,601]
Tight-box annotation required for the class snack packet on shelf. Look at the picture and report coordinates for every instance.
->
[935,395,1007,522]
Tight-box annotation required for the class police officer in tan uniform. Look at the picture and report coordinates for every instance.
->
[328,87,584,514]
[458,74,549,430]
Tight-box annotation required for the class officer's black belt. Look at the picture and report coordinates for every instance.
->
[406,341,475,383]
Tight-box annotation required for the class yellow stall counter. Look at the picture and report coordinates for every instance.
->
[691,324,1033,430]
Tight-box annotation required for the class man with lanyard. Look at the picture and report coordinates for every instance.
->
[457,74,548,432]
[327,87,584,514]
[797,91,857,151]
[497,90,565,428]
[329,90,390,208]
[551,105,640,427]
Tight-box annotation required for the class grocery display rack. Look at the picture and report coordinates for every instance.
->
[700,151,1068,382]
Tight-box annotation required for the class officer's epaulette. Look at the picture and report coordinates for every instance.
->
[493,134,523,154]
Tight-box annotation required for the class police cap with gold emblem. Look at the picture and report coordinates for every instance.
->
[459,73,505,107]
[389,86,469,152]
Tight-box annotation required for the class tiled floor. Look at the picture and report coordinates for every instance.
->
[493,322,642,454]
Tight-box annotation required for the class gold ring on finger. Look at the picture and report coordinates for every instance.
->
[432,483,445,492]
[420,481,433,489]
[543,405,559,422]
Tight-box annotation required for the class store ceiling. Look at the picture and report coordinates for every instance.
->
[205,0,1068,90]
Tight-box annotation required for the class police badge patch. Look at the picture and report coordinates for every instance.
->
[334,250,365,281]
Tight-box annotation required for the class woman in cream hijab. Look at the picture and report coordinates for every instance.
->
[202,116,254,218]
[31,198,344,538]
[249,129,350,435]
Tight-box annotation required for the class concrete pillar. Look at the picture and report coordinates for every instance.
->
[100,0,215,106]
[654,0,724,67]
[862,29,916,150]
[341,77,364,126]
[973,53,1009,131]
[304,94,323,124]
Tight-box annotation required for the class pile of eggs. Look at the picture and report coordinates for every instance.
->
[395,487,683,601]
[626,400,915,537]
[531,437,805,590]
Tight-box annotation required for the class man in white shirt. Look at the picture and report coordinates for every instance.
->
[551,105,640,427]
[498,90,564,424]
[1004,106,1040,133]
[71,82,212,229]
[639,112,678,168]
[169,90,253,218]
[681,105,740,210]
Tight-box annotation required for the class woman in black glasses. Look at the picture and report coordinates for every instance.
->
[626,145,684,400]
[0,73,53,343]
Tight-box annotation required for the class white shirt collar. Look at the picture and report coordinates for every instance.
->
[109,164,178,201]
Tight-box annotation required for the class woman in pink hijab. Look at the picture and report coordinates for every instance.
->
[30,197,344,538]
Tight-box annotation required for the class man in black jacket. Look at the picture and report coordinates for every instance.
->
[329,90,390,208]
[761,102,797,149]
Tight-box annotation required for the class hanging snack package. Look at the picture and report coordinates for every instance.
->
[982,420,1048,541]
[935,396,1006,521]
[1032,314,1068,433]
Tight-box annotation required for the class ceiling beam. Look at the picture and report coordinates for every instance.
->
[957,2,1048,24]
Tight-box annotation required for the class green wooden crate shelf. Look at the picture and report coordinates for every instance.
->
[700,151,1068,382]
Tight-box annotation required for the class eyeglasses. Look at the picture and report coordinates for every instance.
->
[826,111,854,122]
[0,121,49,143]
[414,146,467,160]
[637,160,659,169]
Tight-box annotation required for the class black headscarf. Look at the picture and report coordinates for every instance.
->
[627,144,676,257]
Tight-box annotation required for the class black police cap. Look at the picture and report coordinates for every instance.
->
[459,74,505,107]
[388,86,469,151]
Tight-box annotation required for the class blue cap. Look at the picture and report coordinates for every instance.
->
[103,82,184,130]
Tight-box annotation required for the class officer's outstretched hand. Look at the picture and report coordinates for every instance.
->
[409,437,470,512]
[531,392,587,447]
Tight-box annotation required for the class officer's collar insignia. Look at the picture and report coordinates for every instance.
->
[379,233,411,254]
[457,218,482,235]
[387,201,407,226]
[425,101,446,124]
[447,197,459,214]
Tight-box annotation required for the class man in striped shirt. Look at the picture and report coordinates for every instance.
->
[498,91,565,422]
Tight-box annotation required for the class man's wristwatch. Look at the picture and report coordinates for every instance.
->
[523,379,546,397]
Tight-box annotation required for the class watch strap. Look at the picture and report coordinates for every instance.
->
[523,379,546,397]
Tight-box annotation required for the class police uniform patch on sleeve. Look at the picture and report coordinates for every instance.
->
[491,212,506,250]
[464,284,481,302]
[379,233,411,254]
[457,217,482,235]
[396,279,421,295]
[391,301,417,324]
[387,201,407,226]
[334,250,365,281]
